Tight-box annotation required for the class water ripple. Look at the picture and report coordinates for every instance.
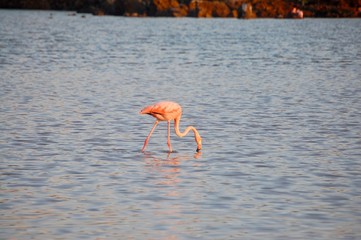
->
[1,10,361,240]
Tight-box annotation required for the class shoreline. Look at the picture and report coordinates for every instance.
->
[1,0,360,19]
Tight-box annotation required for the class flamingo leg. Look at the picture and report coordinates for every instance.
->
[142,120,159,152]
[167,120,172,152]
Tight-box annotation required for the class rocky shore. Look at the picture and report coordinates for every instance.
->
[1,0,360,18]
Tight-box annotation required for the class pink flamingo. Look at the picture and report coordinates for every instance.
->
[140,101,202,153]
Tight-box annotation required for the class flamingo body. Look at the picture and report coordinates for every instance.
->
[140,101,181,121]
[140,101,202,152]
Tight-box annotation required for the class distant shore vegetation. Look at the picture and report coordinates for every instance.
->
[1,0,360,18]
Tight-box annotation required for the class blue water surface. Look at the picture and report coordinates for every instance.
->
[1,10,361,239]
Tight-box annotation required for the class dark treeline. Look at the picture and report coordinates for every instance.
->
[1,0,360,18]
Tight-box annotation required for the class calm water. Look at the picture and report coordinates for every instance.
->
[1,10,361,239]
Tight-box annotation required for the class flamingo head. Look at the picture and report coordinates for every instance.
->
[195,134,202,152]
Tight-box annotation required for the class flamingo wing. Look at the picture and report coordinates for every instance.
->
[140,101,181,121]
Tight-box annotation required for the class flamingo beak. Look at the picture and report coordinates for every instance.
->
[196,138,202,152]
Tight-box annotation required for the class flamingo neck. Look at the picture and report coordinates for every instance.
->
[174,115,202,152]
[174,116,200,138]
